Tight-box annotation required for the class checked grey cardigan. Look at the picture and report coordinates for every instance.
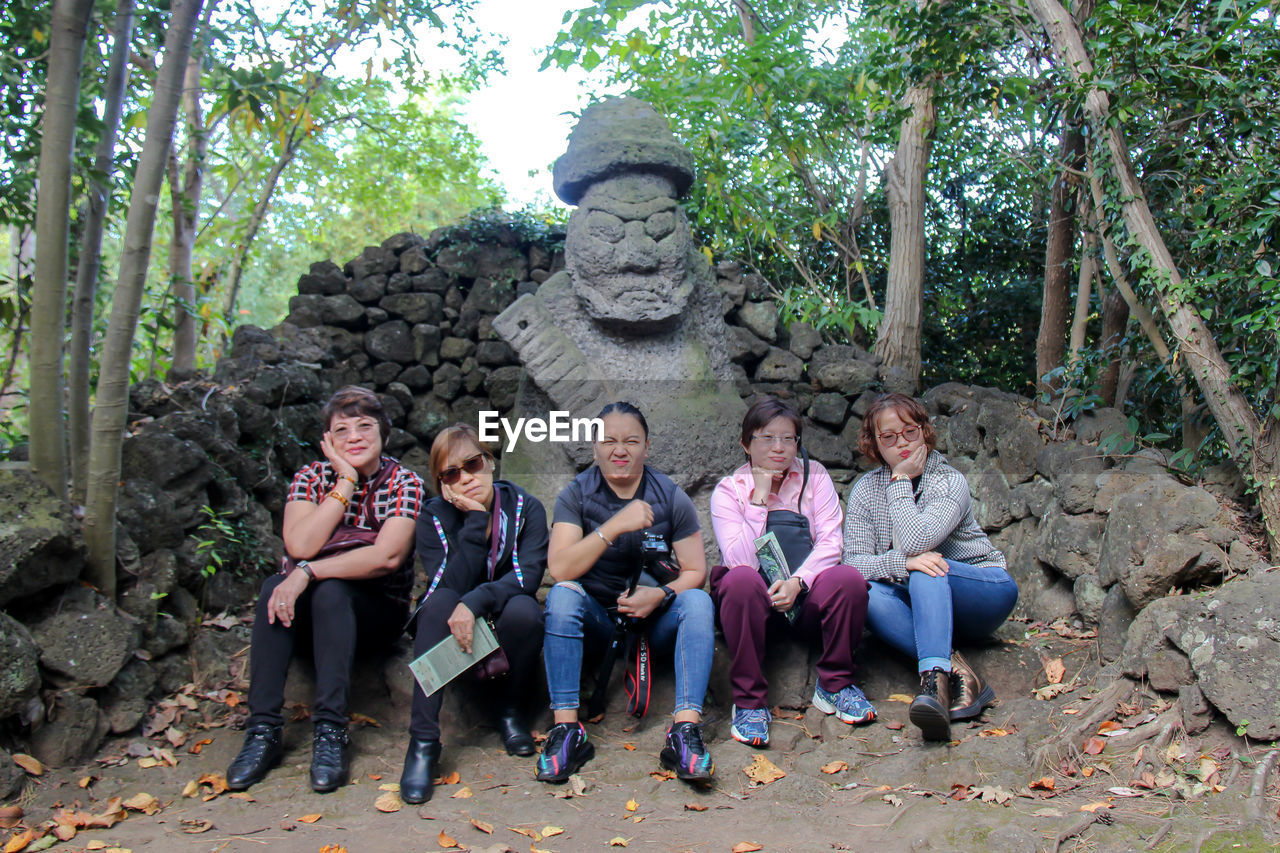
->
[841,450,1005,582]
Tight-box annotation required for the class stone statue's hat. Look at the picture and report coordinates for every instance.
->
[552,97,695,205]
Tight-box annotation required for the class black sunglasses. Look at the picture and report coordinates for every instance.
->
[438,453,487,486]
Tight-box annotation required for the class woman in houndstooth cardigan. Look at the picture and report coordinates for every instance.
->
[842,393,1018,743]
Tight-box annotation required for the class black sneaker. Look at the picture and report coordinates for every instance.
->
[535,722,594,783]
[309,721,350,792]
[226,724,283,790]
[660,721,714,783]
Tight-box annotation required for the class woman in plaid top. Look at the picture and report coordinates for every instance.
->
[226,386,424,793]
[842,393,1017,742]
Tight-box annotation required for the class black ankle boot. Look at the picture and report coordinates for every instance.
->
[309,721,350,793]
[226,724,283,790]
[498,709,535,756]
[400,737,441,804]
[909,668,952,743]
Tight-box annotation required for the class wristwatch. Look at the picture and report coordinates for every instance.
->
[658,585,677,610]
[297,560,317,581]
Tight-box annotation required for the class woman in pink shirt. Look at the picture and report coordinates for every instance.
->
[710,397,872,748]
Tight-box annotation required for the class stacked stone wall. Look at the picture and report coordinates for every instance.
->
[0,221,1274,781]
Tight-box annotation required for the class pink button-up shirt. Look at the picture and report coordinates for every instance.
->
[710,457,845,586]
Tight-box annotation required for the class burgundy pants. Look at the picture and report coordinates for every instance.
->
[710,564,869,709]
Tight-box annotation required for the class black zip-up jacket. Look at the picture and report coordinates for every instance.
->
[413,480,548,618]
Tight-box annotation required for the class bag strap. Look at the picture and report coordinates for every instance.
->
[423,490,525,602]
[796,447,810,512]
[354,459,398,533]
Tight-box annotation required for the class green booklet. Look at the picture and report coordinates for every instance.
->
[754,531,800,624]
[408,618,501,697]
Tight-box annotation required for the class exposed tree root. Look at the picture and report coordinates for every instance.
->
[1036,678,1137,769]
[1244,748,1279,823]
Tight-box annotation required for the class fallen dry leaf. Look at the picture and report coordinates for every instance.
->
[121,793,161,815]
[887,693,914,703]
[470,818,493,834]
[979,728,1009,737]
[435,771,461,785]
[1107,786,1143,797]
[625,798,638,812]
[883,793,904,807]
[553,774,588,799]
[541,826,563,837]
[0,806,22,829]
[84,842,108,851]
[731,843,764,853]
[180,819,213,834]
[11,755,43,776]
[1029,777,1055,791]
[607,837,629,847]
[1062,708,1080,715]
[377,782,400,792]
[137,757,160,769]
[297,814,323,824]
[1079,802,1113,813]
[623,743,636,751]
[450,786,473,799]
[228,793,254,801]
[374,792,402,813]
[196,773,229,796]
[743,754,786,785]
[438,830,460,849]
[1082,737,1106,755]
[1044,657,1066,685]
[820,760,848,774]
[884,721,904,730]
[188,739,212,755]
[318,846,349,853]
[78,775,96,789]
[509,826,541,840]
[3,828,38,853]
[684,803,708,811]
[181,780,199,798]
[349,712,380,728]
[649,770,676,781]
[1097,720,1124,734]
[1082,767,1095,778]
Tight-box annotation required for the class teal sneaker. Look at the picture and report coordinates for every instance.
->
[535,722,594,783]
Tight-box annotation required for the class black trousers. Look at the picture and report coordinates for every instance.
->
[408,589,544,741]
[246,573,406,728]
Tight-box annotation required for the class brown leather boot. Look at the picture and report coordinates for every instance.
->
[949,651,995,721]
[909,668,951,742]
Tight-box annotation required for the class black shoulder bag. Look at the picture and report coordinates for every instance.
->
[764,447,814,573]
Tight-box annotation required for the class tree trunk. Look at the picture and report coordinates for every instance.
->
[1036,120,1084,390]
[27,0,96,498]
[70,0,136,504]
[83,0,206,596]
[875,80,934,391]
[168,26,211,376]
[1029,0,1275,553]
[219,131,302,323]
[1097,286,1128,407]
[1066,204,1096,365]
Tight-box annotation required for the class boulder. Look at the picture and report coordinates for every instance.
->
[464,278,518,313]
[365,320,416,364]
[0,612,40,718]
[432,363,464,401]
[808,393,847,427]
[287,293,364,328]
[1035,506,1104,579]
[436,244,528,283]
[0,749,23,799]
[738,300,778,342]
[1072,572,1106,625]
[440,336,476,362]
[379,292,444,324]
[971,465,1016,531]
[484,366,523,411]
[727,326,770,363]
[28,692,109,768]
[1098,584,1137,662]
[0,468,86,607]
[350,245,399,280]
[296,260,347,295]
[754,347,804,383]
[1073,406,1130,444]
[100,658,157,734]
[787,321,822,360]
[1163,571,1280,739]
[803,425,854,469]
[976,399,1040,485]
[30,591,139,689]
[413,323,442,365]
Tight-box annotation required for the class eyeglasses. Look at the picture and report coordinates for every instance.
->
[877,425,922,445]
[438,454,487,485]
[751,434,798,447]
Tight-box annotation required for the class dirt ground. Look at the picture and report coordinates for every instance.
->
[5,620,1279,853]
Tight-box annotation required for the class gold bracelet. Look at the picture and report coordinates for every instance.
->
[338,473,358,486]
[327,489,350,508]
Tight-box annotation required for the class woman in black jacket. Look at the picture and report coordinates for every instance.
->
[400,424,548,803]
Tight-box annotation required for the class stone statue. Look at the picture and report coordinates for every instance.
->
[493,98,745,500]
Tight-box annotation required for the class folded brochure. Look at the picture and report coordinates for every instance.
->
[408,617,501,697]
[754,530,800,623]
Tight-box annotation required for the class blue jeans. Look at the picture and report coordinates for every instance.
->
[543,581,715,715]
[866,560,1018,673]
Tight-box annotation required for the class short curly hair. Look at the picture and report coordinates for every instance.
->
[858,393,937,467]
[321,385,391,442]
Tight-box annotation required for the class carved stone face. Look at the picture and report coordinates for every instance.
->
[565,173,693,332]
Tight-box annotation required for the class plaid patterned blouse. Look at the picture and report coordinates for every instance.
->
[287,456,424,527]
[841,450,1004,582]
